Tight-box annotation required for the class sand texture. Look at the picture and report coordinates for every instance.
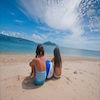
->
[0,54,100,100]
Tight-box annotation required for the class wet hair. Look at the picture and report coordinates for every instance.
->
[54,47,62,67]
[35,44,44,57]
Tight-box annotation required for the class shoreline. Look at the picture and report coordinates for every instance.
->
[0,53,100,62]
[0,52,100,58]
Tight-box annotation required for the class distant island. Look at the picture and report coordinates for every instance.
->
[0,34,57,53]
[43,41,56,46]
[0,34,36,45]
[0,34,57,46]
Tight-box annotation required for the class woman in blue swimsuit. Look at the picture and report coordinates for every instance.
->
[29,44,46,85]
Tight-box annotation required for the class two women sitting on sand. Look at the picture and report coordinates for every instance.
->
[29,44,62,85]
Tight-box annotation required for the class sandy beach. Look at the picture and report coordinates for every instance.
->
[0,54,100,100]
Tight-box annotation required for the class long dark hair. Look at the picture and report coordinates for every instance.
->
[35,44,44,57]
[54,47,62,67]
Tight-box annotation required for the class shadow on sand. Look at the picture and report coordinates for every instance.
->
[22,76,60,89]
[22,76,42,89]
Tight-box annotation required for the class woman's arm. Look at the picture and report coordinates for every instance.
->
[51,57,54,62]
[29,59,36,78]
[30,61,33,67]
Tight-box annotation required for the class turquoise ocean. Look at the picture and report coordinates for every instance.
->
[0,34,100,57]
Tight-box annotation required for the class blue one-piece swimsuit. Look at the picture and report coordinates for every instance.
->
[34,70,46,85]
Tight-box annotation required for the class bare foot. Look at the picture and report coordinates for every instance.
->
[30,73,34,78]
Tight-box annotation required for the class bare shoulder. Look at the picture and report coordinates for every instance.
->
[31,58,39,64]
[30,58,37,67]
[33,58,39,62]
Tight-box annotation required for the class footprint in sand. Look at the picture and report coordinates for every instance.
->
[64,68,70,70]
[33,95,43,100]
[10,97,13,100]
[17,75,20,81]
[79,72,83,74]
[98,64,100,66]
[81,79,84,82]
[65,76,72,83]
[17,75,24,81]
[74,78,77,80]
[74,71,77,74]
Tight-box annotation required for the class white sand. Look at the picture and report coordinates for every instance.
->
[0,54,100,100]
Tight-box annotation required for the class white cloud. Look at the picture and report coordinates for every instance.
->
[18,0,83,38]
[32,34,42,41]
[79,0,100,32]
[1,31,21,37]
[87,9,96,17]
[57,34,100,51]
[32,33,47,43]
[14,19,24,23]
[17,0,100,51]
[89,16,100,32]
[10,12,15,16]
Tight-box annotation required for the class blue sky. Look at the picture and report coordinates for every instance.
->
[0,0,100,51]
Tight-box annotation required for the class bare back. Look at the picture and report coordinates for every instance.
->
[30,56,46,72]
